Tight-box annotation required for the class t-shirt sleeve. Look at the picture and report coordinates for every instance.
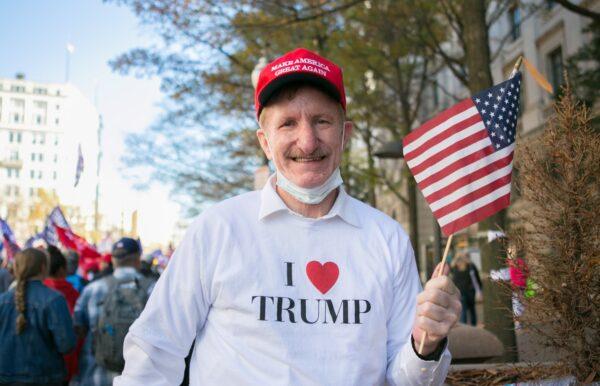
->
[385,229,452,385]
[115,218,212,386]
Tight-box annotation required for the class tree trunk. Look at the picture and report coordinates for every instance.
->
[461,0,517,362]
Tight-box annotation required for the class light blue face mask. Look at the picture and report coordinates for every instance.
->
[266,129,345,205]
[276,167,343,205]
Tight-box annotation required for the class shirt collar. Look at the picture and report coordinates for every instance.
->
[258,174,361,227]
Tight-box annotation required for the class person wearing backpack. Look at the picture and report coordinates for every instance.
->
[73,238,154,386]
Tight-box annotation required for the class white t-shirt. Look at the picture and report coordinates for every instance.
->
[115,178,451,386]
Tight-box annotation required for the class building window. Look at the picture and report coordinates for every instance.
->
[54,135,59,145]
[547,46,564,96]
[38,170,43,179]
[5,186,10,195]
[33,87,48,95]
[17,132,21,143]
[509,5,521,41]
[55,118,60,125]
[15,169,20,178]
[56,104,60,110]
[10,98,25,124]
[10,85,25,93]
[7,168,12,178]
[40,133,45,144]
[9,131,14,142]
[31,153,36,161]
[14,186,19,196]
[30,170,35,179]
[29,187,35,197]
[9,150,19,161]
[32,100,47,125]
[39,153,44,162]
[54,154,58,162]
[53,171,57,180]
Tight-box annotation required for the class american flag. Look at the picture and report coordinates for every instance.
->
[1,218,21,262]
[74,143,84,187]
[43,206,71,246]
[403,73,522,236]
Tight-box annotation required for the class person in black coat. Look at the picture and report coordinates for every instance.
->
[450,253,482,326]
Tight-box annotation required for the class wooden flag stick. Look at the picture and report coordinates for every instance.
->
[418,233,454,355]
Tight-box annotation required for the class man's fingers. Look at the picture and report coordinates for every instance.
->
[417,288,453,308]
[416,301,448,323]
[417,297,462,323]
[431,262,450,279]
[425,275,460,296]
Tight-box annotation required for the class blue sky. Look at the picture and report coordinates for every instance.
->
[0,0,181,246]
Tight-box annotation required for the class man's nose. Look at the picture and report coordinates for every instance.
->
[296,120,319,154]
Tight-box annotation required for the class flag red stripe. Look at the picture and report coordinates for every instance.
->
[404,99,473,146]
[418,145,494,190]
[404,114,483,162]
[422,152,513,201]
[440,194,511,236]
[431,174,513,218]
[409,129,489,177]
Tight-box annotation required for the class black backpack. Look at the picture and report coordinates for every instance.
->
[93,275,153,372]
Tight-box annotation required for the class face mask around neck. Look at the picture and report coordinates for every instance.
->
[265,128,345,205]
[276,168,343,205]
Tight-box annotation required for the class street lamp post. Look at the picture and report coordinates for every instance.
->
[251,57,270,189]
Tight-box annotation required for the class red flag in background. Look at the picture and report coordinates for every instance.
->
[54,225,101,276]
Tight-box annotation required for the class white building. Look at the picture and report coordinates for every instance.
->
[0,75,99,241]
[489,0,599,135]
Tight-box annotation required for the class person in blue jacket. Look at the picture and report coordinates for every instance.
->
[0,247,76,385]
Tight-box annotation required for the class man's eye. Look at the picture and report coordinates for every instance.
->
[280,120,294,127]
[317,119,330,125]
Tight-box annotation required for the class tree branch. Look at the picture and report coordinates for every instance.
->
[554,0,600,22]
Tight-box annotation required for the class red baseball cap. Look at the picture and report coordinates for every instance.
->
[254,48,346,119]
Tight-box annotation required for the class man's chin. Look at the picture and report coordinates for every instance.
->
[288,174,329,189]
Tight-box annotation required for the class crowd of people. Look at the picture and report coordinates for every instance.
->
[0,238,164,386]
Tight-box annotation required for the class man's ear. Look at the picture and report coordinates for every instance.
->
[256,128,273,160]
[342,121,353,149]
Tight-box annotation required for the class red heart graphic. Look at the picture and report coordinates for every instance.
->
[306,261,339,294]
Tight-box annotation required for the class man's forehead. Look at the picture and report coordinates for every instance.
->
[260,85,342,122]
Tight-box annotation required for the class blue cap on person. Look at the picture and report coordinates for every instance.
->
[112,237,141,258]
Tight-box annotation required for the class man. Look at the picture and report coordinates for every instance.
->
[65,251,88,293]
[43,245,81,382]
[116,48,461,385]
[73,237,154,386]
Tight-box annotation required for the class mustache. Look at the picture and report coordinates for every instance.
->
[285,148,329,158]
